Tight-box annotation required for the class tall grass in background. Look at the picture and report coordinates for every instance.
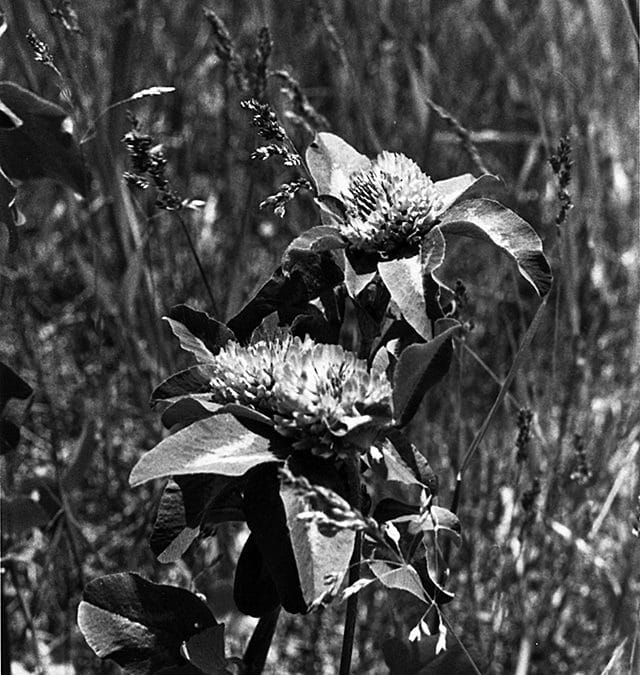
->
[1,1,638,672]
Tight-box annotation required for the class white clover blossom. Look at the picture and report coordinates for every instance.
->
[207,335,392,455]
[339,151,444,257]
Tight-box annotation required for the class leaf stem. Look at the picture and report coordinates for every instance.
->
[339,456,363,675]
[339,531,362,675]
[242,606,281,674]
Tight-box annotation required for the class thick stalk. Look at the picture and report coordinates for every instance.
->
[339,456,362,675]
[242,606,280,675]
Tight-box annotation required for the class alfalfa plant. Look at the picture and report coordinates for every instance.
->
[76,87,552,672]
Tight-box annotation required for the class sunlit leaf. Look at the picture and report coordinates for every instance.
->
[439,198,552,296]
[281,225,345,273]
[242,463,306,614]
[129,415,277,486]
[369,561,428,603]
[378,255,430,339]
[435,173,500,212]
[165,305,234,363]
[78,573,217,674]
[306,131,370,198]
[280,478,355,608]
[150,480,199,563]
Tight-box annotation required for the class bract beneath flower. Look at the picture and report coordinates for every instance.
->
[339,151,444,259]
[206,335,393,457]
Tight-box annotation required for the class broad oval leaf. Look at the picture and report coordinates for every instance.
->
[160,396,221,431]
[151,366,216,403]
[233,533,281,617]
[382,635,478,675]
[420,228,446,277]
[393,322,462,427]
[281,225,345,274]
[242,463,306,614]
[150,480,199,563]
[129,415,277,486]
[343,250,376,298]
[378,255,430,339]
[369,561,428,603]
[165,304,234,363]
[435,173,500,212]
[182,625,230,674]
[439,198,552,296]
[77,572,217,674]
[306,131,370,198]
[280,473,355,609]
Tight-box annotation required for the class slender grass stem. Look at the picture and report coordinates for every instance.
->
[175,212,220,317]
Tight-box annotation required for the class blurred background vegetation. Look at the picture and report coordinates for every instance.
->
[1,1,638,673]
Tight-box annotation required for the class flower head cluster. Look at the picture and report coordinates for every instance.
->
[340,151,444,258]
[207,335,393,456]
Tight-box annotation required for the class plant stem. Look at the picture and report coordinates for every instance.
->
[339,457,362,675]
[243,606,281,674]
[175,212,220,317]
[339,532,362,675]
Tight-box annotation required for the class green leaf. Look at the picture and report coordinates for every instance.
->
[233,534,281,617]
[77,573,218,674]
[281,225,345,274]
[0,361,33,454]
[151,366,215,403]
[150,480,199,563]
[165,305,234,363]
[378,255,430,339]
[0,82,90,196]
[435,172,501,212]
[342,251,376,297]
[306,131,370,198]
[421,228,446,276]
[160,397,221,431]
[182,625,231,674]
[439,198,552,296]
[382,635,478,675]
[280,479,355,608]
[369,561,428,603]
[395,505,462,548]
[129,416,277,486]
[393,322,462,427]
[242,463,306,614]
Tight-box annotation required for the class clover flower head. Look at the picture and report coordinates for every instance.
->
[340,151,444,258]
[207,335,393,456]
